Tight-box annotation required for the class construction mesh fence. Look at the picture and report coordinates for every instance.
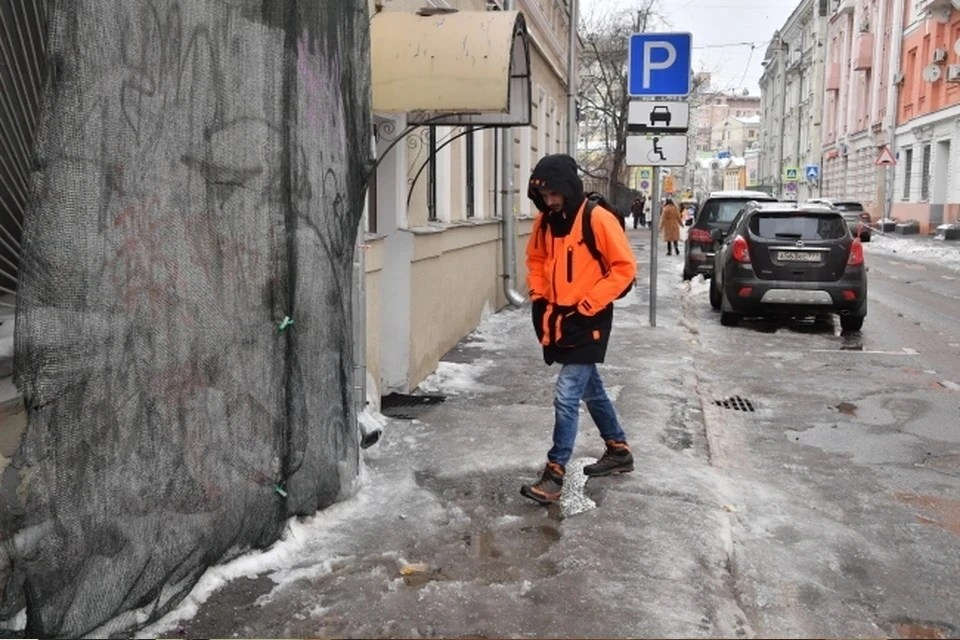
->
[0,1,370,636]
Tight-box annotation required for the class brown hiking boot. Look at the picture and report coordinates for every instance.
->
[520,462,565,505]
[583,440,634,477]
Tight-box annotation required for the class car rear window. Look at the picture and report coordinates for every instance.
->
[701,199,756,223]
[749,212,848,240]
[832,202,864,212]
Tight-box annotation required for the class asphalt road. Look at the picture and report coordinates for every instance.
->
[685,240,960,638]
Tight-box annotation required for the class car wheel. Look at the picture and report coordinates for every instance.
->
[719,291,740,327]
[709,278,721,310]
[683,269,693,281]
[840,314,864,332]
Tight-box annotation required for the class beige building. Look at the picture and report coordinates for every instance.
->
[710,115,761,157]
[363,0,575,400]
[691,81,762,154]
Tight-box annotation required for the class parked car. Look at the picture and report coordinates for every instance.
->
[683,190,778,280]
[709,202,867,332]
[805,198,873,241]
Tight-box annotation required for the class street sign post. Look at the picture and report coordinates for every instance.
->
[625,32,693,327]
[626,134,688,167]
[627,33,693,97]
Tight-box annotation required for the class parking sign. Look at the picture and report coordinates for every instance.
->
[627,33,693,97]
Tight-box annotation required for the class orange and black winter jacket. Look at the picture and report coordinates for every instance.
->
[526,201,637,365]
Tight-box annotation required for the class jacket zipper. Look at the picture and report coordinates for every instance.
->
[566,247,573,283]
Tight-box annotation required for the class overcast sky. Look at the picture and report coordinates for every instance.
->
[579,0,799,94]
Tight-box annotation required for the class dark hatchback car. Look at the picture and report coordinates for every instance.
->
[683,190,778,280]
[709,202,867,332]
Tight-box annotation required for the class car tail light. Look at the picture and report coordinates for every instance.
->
[843,290,857,300]
[732,235,751,263]
[858,212,871,221]
[847,238,864,266]
[689,228,712,244]
[738,287,753,297]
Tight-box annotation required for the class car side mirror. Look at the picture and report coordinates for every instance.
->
[710,228,724,241]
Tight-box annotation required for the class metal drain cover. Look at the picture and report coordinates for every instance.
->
[714,395,755,412]
[380,393,446,420]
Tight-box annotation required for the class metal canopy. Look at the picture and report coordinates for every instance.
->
[371,10,531,126]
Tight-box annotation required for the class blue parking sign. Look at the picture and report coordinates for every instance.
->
[628,33,693,97]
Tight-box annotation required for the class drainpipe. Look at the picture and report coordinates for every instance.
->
[567,0,579,155]
[501,0,524,308]
[355,136,380,450]
[883,0,906,222]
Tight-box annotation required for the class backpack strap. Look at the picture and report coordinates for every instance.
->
[581,200,609,275]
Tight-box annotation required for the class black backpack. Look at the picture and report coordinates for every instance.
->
[540,192,634,300]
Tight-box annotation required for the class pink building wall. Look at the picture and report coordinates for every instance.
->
[821,0,895,218]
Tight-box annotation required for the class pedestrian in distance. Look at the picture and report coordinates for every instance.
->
[660,197,683,256]
[521,154,638,506]
[630,197,644,229]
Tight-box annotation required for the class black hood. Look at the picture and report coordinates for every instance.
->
[528,154,585,237]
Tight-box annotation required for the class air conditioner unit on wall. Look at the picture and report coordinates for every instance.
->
[893,71,905,84]
[933,48,949,63]
[948,64,960,82]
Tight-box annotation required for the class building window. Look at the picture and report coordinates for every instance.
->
[920,144,931,201]
[465,128,475,218]
[903,147,913,199]
[367,164,378,234]
[428,126,438,221]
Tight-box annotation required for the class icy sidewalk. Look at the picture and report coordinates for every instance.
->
[140,239,751,639]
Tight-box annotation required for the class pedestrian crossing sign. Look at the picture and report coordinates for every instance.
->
[783,167,798,181]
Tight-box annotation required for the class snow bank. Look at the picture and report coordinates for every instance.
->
[865,231,960,273]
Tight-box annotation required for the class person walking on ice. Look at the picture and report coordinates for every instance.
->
[521,154,638,506]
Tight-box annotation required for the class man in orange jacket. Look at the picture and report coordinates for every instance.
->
[520,154,638,505]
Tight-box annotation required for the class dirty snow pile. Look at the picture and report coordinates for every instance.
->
[865,232,960,273]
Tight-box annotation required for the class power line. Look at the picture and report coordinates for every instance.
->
[694,40,769,50]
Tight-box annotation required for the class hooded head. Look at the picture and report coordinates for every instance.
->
[528,154,585,220]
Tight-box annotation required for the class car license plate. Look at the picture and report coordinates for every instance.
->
[776,251,820,262]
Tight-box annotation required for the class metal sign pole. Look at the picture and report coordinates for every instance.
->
[649,166,660,327]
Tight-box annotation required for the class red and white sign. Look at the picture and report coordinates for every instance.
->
[875,145,896,166]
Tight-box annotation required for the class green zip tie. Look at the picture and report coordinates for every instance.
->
[277,316,294,333]
[272,483,288,497]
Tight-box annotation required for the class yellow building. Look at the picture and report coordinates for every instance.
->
[362,0,576,398]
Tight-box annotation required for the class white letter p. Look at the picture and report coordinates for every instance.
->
[643,42,677,90]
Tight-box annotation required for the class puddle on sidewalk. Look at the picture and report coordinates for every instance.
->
[411,469,566,587]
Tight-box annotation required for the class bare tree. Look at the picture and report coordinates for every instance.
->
[577,2,710,197]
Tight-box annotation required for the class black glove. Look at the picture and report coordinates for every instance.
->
[531,298,548,341]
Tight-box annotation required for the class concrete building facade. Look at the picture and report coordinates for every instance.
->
[364,0,575,399]
[759,0,829,201]
[890,0,960,231]
[820,0,901,216]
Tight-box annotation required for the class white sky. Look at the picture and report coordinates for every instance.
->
[579,0,800,95]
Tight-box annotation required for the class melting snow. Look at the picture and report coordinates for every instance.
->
[866,232,960,273]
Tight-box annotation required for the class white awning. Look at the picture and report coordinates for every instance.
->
[371,10,531,126]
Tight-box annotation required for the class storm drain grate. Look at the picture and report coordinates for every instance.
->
[380,393,446,420]
[714,395,756,412]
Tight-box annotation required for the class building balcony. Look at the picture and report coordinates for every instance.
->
[914,0,960,21]
[826,64,841,91]
[853,33,873,70]
[835,0,855,16]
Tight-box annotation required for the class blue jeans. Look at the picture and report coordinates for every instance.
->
[547,364,627,467]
